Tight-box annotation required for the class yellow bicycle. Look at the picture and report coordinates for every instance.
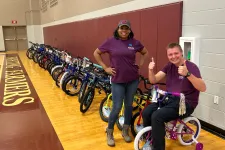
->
[99,88,143,130]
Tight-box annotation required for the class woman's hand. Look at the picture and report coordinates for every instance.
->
[105,67,116,76]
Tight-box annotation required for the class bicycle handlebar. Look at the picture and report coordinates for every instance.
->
[93,63,103,69]
[156,88,180,97]
[139,75,166,91]
[151,85,181,104]
[83,57,89,61]
[82,57,103,70]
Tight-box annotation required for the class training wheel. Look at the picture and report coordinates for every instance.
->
[196,143,203,150]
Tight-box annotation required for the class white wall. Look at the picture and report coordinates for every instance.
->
[39,0,225,130]
[0,26,5,51]
[27,25,44,47]
[182,0,225,130]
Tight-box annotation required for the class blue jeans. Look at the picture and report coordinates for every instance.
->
[108,79,139,129]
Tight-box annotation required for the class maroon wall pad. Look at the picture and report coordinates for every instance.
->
[43,2,183,85]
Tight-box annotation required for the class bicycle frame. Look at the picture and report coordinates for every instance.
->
[150,85,197,140]
[166,118,195,140]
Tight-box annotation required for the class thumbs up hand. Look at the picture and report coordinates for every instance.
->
[178,60,189,76]
[148,57,155,70]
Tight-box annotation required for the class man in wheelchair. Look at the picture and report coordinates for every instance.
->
[142,43,206,150]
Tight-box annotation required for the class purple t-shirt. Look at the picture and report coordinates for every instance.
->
[98,37,144,83]
[161,61,201,108]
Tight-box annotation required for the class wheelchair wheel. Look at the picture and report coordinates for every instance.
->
[177,117,201,146]
[134,126,152,150]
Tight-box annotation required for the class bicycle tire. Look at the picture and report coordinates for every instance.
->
[78,81,88,103]
[116,115,124,131]
[80,88,95,113]
[62,75,82,96]
[133,88,143,111]
[131,112,144,137]
[99,96,112,122]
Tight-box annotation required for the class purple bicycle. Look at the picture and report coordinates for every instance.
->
[134,85,203,150]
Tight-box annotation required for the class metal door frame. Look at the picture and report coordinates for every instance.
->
[3,26,28,50]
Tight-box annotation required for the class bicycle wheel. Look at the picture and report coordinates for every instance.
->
[44,59,51,70]
[51,66,63,81]
[78,81,88,103]
[99,95,113,122]
[59,72,70,88]
[80,88,95,113]
[62,75,82,96]
[133,88,143,111]
[33,52,39,63]
[26,49,34,59]
[134,126,152,150]
[38,55,44,68]
[131,112,144,137]
[116,115,124,131]
[177,117,201,146]
[55,71,65,87]
[47,62,55,74]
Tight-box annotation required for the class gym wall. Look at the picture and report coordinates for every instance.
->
[0,0,43,51]
[40,0,135,24]
[26,0,43,45]
[43,2,182,78]
[0,0,29,51]
[41,0,225,131]
[182,0,225,131]
[0,0,30,25]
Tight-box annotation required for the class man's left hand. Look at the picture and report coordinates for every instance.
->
[178,60,188,76]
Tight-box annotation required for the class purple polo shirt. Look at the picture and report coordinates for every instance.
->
[98,37,144,83]
[161,61,202,108]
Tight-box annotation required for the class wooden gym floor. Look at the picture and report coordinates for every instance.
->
[0,50,224,150]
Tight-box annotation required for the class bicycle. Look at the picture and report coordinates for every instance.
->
[61,57,83,96]
[99,85,143,130]
[134,85,203,150]
[80,63,110,113]
[131,77,166,137]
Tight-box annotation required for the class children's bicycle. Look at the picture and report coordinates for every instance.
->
[131,76,166,137]
[134,85,203,150]
[99,88,143,130]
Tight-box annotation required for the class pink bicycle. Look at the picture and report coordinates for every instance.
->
[134,85,203,150]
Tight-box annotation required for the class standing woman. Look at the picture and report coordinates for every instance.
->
[93,20,148,146]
